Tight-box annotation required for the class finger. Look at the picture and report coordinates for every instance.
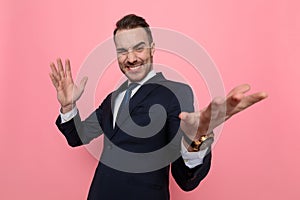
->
[65,59,72,79]
[228,84,251,97]
[255,91,268,100]
[57,58,65,79]
[242,92,268,107]
[49,73,59,88]
[50,62,60,81]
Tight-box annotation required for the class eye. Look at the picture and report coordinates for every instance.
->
[117,49,128,55]
[134,46,145,52]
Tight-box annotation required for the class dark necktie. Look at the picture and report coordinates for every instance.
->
[116,83,139,123]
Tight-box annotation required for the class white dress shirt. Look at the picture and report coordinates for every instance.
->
[60,70,208,168]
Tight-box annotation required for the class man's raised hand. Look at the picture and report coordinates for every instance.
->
[179,84,268,142]
[49,58,88,113]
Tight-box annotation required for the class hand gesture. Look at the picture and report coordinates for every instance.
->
[180,84,268,141]
[49,58,88,113]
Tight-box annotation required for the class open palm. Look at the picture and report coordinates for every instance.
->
[180,84,268,141]
[49,58,88,113]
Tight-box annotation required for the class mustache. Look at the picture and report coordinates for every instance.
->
[125,62,144,68]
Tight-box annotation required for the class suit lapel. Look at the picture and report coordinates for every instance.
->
[110,73,167,139]
[130,72,168,108]
[102,81,127,140]
[111,81,129,111]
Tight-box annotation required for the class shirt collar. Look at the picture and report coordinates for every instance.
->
[128,70,156,86]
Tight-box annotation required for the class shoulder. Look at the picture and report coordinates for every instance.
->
[149,72,193,94]
[159,79,194,99]
[161,79,192,90]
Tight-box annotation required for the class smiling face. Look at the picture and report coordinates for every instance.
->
[114,27,155,82]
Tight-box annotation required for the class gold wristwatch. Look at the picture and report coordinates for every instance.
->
[184,132,214,151]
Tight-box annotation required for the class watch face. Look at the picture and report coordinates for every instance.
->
[199,137,214,151]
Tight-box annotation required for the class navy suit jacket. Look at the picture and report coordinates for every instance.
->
[56,73,212,200]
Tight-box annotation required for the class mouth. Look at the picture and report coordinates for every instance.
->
[126,64,143,72]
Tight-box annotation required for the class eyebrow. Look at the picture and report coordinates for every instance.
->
[133,42,146,49]
[116,41,146,52]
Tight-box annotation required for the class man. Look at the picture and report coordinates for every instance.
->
[49,14,267,200]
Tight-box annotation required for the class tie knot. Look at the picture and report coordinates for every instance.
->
[127,83,139,91]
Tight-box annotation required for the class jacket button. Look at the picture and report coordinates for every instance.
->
[107,144,112,149]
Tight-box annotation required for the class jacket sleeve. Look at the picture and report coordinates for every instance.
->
[55,96,108,147]
[171,150,212,191]
[166,83,212,191]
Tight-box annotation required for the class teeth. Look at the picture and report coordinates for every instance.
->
[132,65,141,68]
[128,65,142,69]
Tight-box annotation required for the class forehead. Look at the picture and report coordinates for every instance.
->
[114,27,149,48]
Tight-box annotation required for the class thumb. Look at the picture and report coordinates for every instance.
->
[79,76,88,92]
[179,112,189,121]
[179,112,196,124]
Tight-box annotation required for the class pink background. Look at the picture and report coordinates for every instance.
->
[1,0,299,199]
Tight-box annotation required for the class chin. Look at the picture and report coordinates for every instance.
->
[127,77,143,82]
[126,73,145,82]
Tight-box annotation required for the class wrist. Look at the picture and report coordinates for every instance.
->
[183,134,197,152]
[61,103,76,114]
[183,132,214,152]
[182,138,197,152]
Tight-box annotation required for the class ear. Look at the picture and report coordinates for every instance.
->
[150,42,155,56]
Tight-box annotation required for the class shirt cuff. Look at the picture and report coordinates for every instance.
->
[59,107,78,123]
[180,138,209,168]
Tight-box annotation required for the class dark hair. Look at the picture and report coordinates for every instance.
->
[113,14,153,44]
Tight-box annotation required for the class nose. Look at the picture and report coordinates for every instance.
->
[126,50,137,64]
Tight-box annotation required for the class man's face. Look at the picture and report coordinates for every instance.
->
[114,27,155,82]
